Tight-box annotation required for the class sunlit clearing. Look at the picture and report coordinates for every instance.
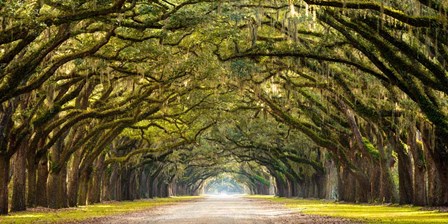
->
[204,174,247,195]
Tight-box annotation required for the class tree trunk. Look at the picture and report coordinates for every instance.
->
[11,143,27,211]
[0,153,9,214]
[430,127,448,206]
[67,151,82,207]
[36,156,48,207]
[47,141,68,209]
[377,133,395,203]
[101,166,110,201]
[391,136,414,204]
[408,126,427,206]
[120,168,130,200]
[87,160,103,205]
[339,166,356,202]
[78,169,91,206]
[27,152,38,208]
[88,158,104,204]
[47,169,68,209]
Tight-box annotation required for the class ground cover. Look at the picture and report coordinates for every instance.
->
[248,195,448,223]
[0,196,200,223]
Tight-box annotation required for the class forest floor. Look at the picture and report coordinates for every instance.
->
[85,195,356,224]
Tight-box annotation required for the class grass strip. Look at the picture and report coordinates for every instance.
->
[0,196,201,223]
[248,195,448,223]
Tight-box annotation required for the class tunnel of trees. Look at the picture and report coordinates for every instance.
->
[0,0,447,215]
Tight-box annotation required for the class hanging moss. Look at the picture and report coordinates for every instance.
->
[362,137,380,160]
[253,174,270,186]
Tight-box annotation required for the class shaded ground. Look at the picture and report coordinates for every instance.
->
[87,195,359,223]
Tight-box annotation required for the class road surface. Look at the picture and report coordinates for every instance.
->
[92,195,358,223]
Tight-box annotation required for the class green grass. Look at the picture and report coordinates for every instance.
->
[248,195,448,223]
[0,196,200,223]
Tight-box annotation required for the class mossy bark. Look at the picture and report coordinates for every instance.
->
[26,152,38,208]
[11,143,27,211]
[36,156,48,207]
[0,153,9,214]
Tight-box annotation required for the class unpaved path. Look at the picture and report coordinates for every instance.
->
[90,195,359,223]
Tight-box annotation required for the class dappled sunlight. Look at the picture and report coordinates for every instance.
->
[90,205,113,208]
[250,196,448,223]
[0,197,197,224]
[9,214,45,218]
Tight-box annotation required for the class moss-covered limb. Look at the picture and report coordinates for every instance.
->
[40,113,135,169]
[295,100,349,137]
[40,0,127,26]
[60,115,142,164]
[282,154,324,174]
[13,29,115,100]
[360,20,448,93]
[331,73,400,124]
[78,125,129,174]
[222,49,386,80]
[304,0,446,29]
[330,12,447,95]
[44,88,152,135]
[323,12,448,137]
[230,150,295,183]
[0,33,39,65]
[279,156,304,183]
[435,39,448,69]
[241,170,271,187]
[0,25,32,45]
[238,137,325,174]
[293,88,350,132]
[320,13,412,95]
[364,20,447,87]
[259,94,339,151]
[361,137,381,160]
[0,26,70,103]
[417,0,448,15]
[336,99,376,162]
[105,139,190,165]
[33,81,86,127]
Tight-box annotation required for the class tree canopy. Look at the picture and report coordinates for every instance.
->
[0,0,447,215]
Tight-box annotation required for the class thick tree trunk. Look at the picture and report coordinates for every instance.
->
[430,128,448,206]
[47,144,68,209]
[339,166,356,202]
[11,143,27,211]
[78,169,91,205]
[101,167,110,201]
[121,168,131,200]
[377,133,395,203]
[36,156,48,207]
[27,152,38,208]
[0,153,9,214]
[67,151,82,207]
[47,169,68,209]
[87,159,103,205]
[139,171,148,198]
[391,136,414,204]
[108,166,119,200]
[408,126,427,206]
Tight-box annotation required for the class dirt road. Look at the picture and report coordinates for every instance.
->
[92,195,358,223]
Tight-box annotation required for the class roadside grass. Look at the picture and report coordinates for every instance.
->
[248,195,448,223]
[0,196,200,223]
